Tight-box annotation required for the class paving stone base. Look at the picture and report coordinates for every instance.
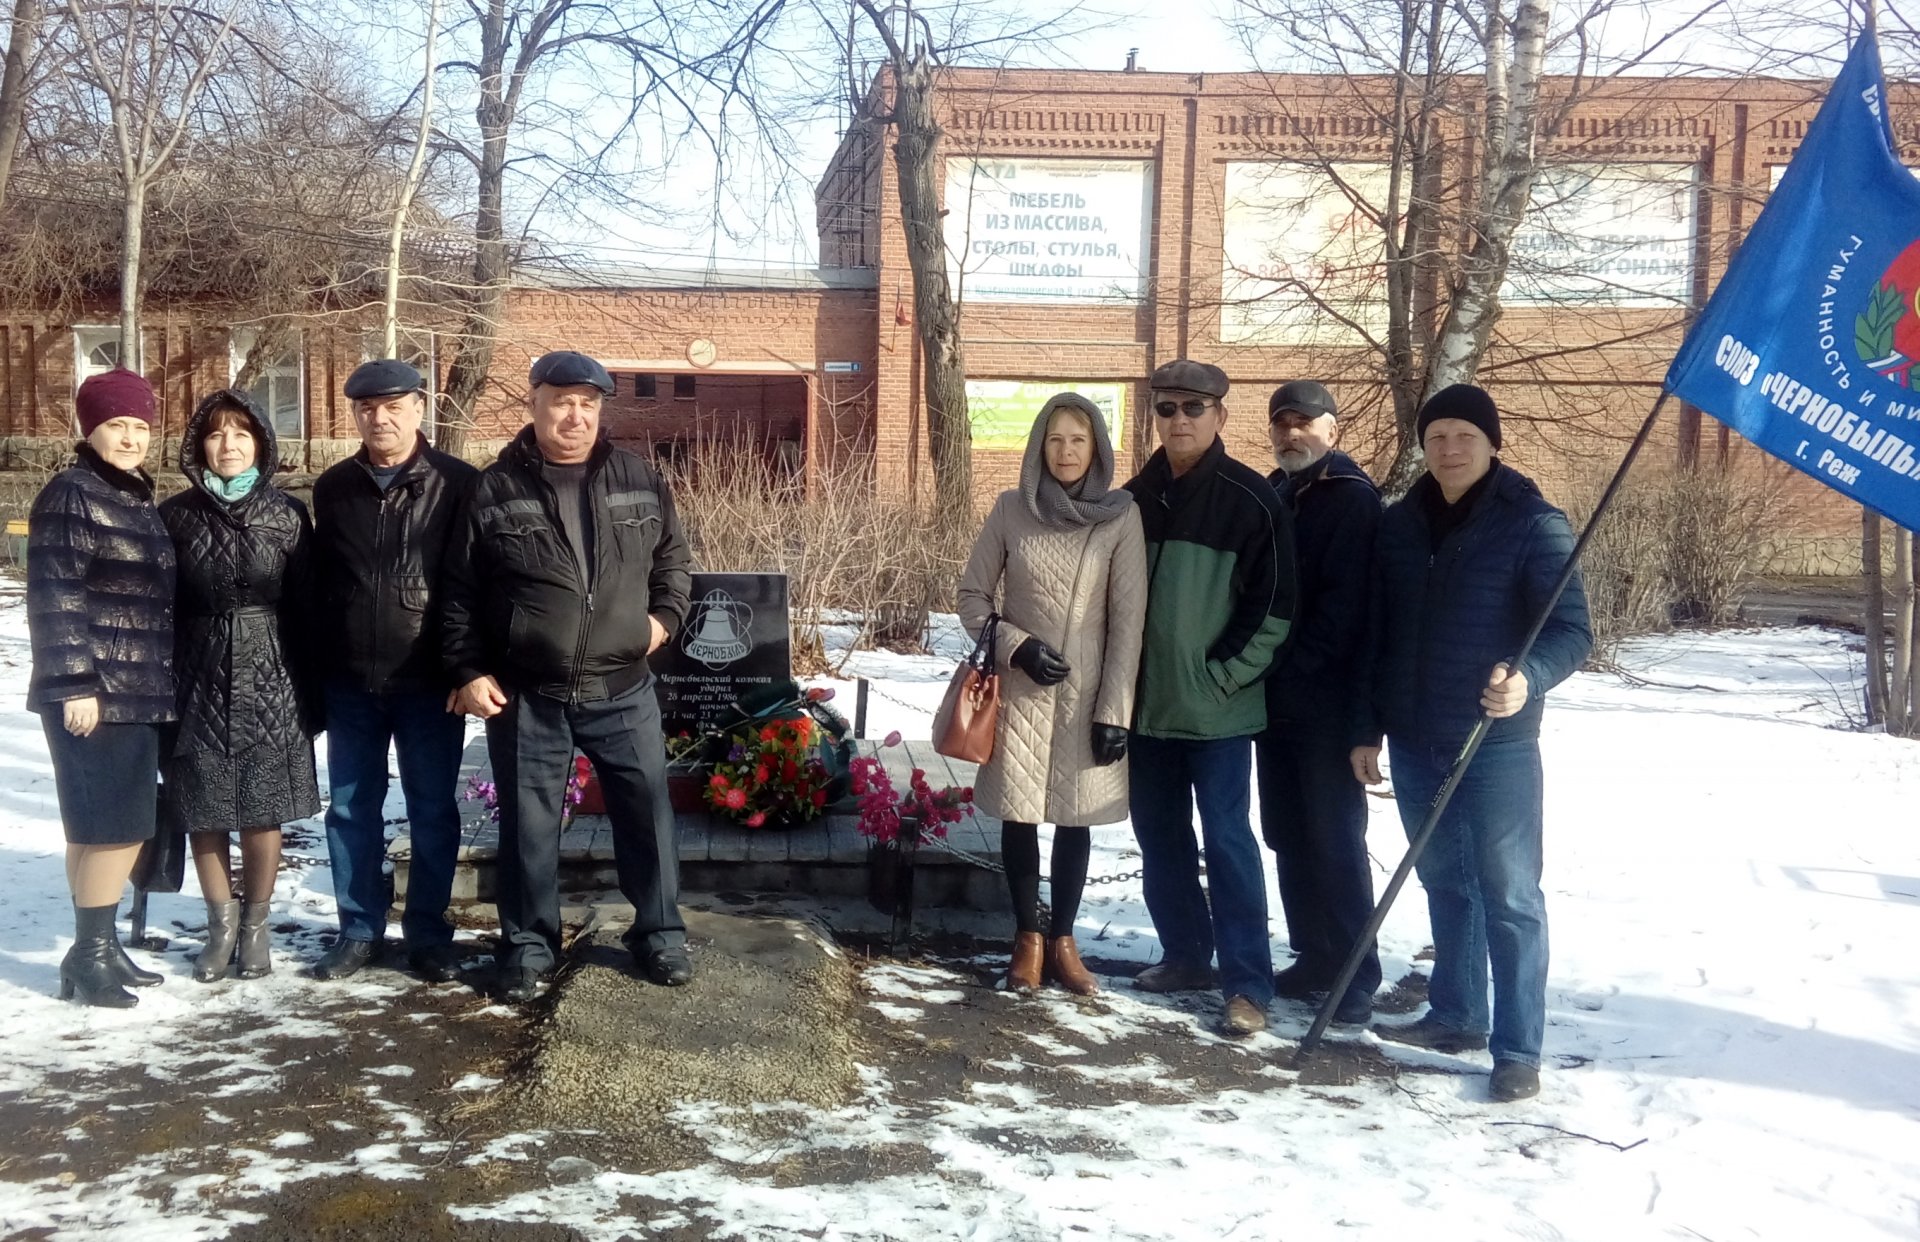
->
[393,737,1004,911]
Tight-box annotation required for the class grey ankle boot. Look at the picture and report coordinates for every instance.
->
[194,899,241,983]
[236,901,272,979]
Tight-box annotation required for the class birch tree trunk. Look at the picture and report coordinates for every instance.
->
[117,180,146,364]
[1386,0,1553,494]
[384,0,439,359]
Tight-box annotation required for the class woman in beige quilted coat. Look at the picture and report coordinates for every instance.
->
[957,393,1148,996]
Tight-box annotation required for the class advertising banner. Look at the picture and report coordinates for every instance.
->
[965,380,1128,450]
[1504,163,1697,307]
[946,158,1154,303]
[1219,162,1392,345]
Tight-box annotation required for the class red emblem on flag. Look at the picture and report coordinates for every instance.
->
[1857,239,1920,387]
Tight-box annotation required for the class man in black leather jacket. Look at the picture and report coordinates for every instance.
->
[310,359,477,983]
[442,350,694,1002]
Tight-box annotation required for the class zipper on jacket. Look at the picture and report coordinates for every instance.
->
[370,488,390,694]
[567,592,595,704]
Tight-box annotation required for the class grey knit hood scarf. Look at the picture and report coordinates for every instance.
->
[1020,392,1134,528]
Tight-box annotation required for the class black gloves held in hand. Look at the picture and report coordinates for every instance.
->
[1010,637,1072,686]
[1091,723,1128,766]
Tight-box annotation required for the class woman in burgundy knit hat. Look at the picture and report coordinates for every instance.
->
[27,367,177,1007]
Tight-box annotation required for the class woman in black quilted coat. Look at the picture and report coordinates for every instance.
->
[161,390,320,982]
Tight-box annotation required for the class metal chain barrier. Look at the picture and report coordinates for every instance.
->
[862,680,936,717]
[922,831,1146,889]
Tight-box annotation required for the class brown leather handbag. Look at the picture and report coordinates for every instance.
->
[933,612,1001,764]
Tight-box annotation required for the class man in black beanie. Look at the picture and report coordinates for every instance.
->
[1350,382,1591,1103]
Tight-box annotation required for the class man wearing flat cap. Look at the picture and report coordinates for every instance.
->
[441,349,693,1002]
[311,359,477,982]
[1123,358,1297,1038]
[1255,380,1383,1028]
[1352,383,1591,1103]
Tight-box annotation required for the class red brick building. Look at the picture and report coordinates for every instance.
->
[0,64,1905,567]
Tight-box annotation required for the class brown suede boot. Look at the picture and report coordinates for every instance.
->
[1045,935,1099,996]
[1007,931,1045,993]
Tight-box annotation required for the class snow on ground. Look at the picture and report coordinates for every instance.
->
[0,596,1917,1239]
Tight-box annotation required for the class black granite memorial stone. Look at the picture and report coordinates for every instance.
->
[654,572,792,738]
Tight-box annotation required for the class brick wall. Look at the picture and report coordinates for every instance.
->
[829,65,1907,570]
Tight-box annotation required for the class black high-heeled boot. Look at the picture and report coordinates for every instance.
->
[60,903,138,1008]
[107,922,163,988]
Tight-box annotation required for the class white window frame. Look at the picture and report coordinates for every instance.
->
[73,325,130,387]
[230,327,306,442]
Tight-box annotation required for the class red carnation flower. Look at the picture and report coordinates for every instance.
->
[723,787,748,810]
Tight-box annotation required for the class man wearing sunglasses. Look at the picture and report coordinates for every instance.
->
[1123,359,1297,1038]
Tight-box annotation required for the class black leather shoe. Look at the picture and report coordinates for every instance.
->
[1490,1060,1542,1102]
[408,943,464,982]
[312,938,378,981]
[1331,989,1374,1027]
[644,947,694,986]
[498,963,547,1003]
[1372,1014,1489,1054]
[1273,960,1331,1001]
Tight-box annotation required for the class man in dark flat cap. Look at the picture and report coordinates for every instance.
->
[1123,358,1297,1039]
[441,350,693,1003]
[1256,380,1383,1028]
[311,359,477,982]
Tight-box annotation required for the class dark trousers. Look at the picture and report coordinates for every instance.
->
[486,673,682,971]
[1255,726,1381,999]
[323,683,467,946]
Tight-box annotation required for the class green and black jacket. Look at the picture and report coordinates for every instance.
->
[1124,439,1297,740]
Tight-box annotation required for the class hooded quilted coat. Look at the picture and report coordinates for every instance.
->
[159,391,320,833]
[956,400,1149,826]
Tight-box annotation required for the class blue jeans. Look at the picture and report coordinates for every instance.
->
[323,683,468,946]
[1388,737,1549,1068]
[1128,733,1273,1003]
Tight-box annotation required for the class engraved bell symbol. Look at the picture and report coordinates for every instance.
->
[696,603,740,645]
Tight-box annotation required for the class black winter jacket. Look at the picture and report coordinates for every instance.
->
[1356,462,1593,750]
[27,443,176,723]
[442,428,694,700]
[1264,450,1380,737]
[311,433,476,695]
[161,392,321,762]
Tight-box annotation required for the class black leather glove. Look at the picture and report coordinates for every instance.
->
[1010,637,1072,686]
[1091,723,1128,766]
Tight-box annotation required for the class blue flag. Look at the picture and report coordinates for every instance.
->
[1666,31,1920,529]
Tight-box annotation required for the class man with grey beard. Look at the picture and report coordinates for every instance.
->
[1254,381,1384,1026]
